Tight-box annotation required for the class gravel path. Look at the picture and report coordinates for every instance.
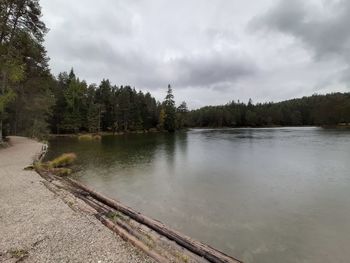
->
[0,136,155,263]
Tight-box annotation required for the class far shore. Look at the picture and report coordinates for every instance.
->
[48,124,350,138]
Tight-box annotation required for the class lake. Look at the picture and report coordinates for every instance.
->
[46,127,350,263]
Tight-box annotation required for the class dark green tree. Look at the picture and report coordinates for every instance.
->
[176,101,188,129]
[163,84,176,132]
[1,0,52,140]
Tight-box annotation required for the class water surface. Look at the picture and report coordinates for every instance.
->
[46,127,350,263]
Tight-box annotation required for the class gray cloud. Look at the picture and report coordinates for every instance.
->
[169,52,256,87]
[42,0,349,108]
[43,0,257,92]
[251,0,350,80]
[264,1,350,56]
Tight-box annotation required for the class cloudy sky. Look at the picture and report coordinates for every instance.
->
[41,0,350,108]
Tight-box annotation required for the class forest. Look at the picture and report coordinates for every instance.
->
[1,0,350,142]
[188,93,350,128]
[49,71,187,134]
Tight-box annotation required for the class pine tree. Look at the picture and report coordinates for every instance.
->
[1,0,50,141]
[163,84,176,132]
[176,101,188,129]
[86,85,99,133]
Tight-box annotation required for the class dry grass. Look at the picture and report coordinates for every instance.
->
[50,167,73,176]
[34,153,77,177]
[48,153,77,168]
[78,134,93,141]
[78,134,102,141]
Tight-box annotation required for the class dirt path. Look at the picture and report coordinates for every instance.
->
[0,136,154,263]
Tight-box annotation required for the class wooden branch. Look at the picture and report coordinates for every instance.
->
[67,178,242,263]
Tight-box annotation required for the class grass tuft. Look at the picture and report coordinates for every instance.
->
[34,153,77,177]
[106,211,123,221]
[48,153,77,168]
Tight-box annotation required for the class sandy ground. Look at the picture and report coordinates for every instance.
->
[0,136,154,263]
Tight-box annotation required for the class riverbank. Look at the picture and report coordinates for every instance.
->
[0,136,154,262]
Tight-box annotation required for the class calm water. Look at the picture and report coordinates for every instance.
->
[46,127,350,263]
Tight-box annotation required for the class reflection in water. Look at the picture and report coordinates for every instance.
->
[46,128,350,263]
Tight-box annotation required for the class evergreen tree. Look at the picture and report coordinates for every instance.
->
[86,84,100,133]
[1,0,51,140]
[187,93,350,128]
[163,84,176,132]
[176,101,188,129]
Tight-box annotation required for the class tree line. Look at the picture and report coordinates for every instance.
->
[50,71,188,134]
[1,0,350,142]
[187,93,350,127]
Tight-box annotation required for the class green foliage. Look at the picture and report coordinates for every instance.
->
[188,93,350,127]
[1,1,188,139]
[0,0,52,140]
[163,84,176,132]
[0,88,15,113]
[50,74,161,134]
[176,101,188,129]
[106,211,124,221]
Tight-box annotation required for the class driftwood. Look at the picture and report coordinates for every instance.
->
[97,213,168,263]
[67,178,242,263]
[79,195,209,263]
[41,179,168,263]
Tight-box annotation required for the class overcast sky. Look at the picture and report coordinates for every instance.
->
[41,0,350,108]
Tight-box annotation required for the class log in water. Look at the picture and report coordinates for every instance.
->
[67,178,242,263]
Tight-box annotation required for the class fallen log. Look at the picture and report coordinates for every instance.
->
[67,178,242,263]
[71,193,168,262]
[97,212,168,263]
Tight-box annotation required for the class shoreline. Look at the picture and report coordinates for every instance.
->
[0,136,155,263]
[47,125,350,138]
[1,136,241,263]
[37,138,241,263]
